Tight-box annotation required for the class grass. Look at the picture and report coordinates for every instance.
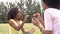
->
[0,23,42,34]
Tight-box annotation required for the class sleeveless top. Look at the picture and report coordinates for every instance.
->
[9,19,22,34]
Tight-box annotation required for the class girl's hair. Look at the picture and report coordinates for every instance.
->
[7,7,19,20]
[42,0,60,9]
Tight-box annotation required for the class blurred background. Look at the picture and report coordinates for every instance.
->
[0,0,44,23]
[0,0,44,34]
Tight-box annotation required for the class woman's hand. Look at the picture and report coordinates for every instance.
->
[33,13,44,27]
[32,17,40,27]
[33,13,41,21]
[32,13,44,28]
[32,17,45,33]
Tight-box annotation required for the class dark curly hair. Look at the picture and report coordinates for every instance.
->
[7,7,19,20]
[42,0,60,9]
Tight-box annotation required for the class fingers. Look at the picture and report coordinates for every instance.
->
[33,13,40,17]
[32,18,38,26]
[33,17,37,20]
[32,18,34,24]
[24,15,29,20]
[33,13,40,16]
[32,18,34,22]
[33,13,41,21]
[32,18,36,23]
[33,14,36,17]
[32,18,36,25]
[33,17,39,22]
[32,17,41,27]
[36,13,40,16]
[29,28,35,33]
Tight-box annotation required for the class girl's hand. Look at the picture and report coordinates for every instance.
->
[23,15,29,23]
[29,28,35,34]
[21,15,29,28]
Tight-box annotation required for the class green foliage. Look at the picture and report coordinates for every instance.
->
[17,0,41,23]
[0,2,8,23]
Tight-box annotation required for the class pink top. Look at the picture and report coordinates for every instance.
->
[44,8,60,34]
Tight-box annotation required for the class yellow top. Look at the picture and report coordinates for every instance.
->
[9,19,23,34]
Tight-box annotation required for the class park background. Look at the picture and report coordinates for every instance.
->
[0,0,44,34]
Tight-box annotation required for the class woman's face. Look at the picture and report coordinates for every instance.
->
[15,9,22,20]
[42,1,48,10]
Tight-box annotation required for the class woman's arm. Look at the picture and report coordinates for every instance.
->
[32,18,53,34]
[38,24,53,34]
[32,12,53,34]
[39,17,44,27]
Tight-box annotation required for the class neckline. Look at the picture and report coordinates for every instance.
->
[11,19,22,26]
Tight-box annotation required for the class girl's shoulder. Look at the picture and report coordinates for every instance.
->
[9,19,18,26]
[9,19,23,25]
[9,19,22,21]
[9,19,15,22]
[8,19,18,24]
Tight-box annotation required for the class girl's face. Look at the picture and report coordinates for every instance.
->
[15,9,22,20]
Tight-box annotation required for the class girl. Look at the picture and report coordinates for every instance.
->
[7,7,35,34]
[32,0,60,34]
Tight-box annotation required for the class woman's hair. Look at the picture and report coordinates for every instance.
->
[42,0,60,9]
[7,7,19,20]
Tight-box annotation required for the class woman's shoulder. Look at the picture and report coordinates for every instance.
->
[45,8,56,12]
[44,8,58,14]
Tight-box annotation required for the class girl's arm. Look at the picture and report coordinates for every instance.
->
[21,27,35,34]
[9,20,24,31]
[21,27,26,34]
[8,15,29,31]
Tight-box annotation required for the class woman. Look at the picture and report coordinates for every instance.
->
[7,7,35,34]
[32,0,60,34]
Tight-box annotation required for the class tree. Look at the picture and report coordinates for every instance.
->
[0,2,8,23]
